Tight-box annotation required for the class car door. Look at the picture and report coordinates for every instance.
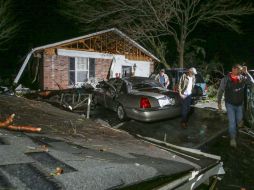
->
[104,79,119,109]
[245,83,254,127]
[108,79,127,110]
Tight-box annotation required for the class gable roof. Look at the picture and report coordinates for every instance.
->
[14,28,159,84]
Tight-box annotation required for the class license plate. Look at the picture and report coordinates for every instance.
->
[159,98,170,107]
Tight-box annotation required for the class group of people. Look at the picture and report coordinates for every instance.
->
[155,65,254,148]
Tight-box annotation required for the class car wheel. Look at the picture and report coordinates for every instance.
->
[117,105,127,121]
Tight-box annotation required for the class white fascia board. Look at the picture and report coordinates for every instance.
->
[13,50,36,84]
[57,49,115,59]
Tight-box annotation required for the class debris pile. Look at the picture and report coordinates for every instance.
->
[0,114,41,133]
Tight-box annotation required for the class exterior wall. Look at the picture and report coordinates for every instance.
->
[150,62,155,74]
[111,56,153,78]
[43,54,69,90]
[95,58,112,80]
[41,50,155,90]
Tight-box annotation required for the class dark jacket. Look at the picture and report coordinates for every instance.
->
[217,72,254,105]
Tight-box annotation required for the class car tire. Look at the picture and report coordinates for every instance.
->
[117,104,127,121]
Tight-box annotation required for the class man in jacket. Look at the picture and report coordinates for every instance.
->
[155,69,170,88]
[178,67,197,128]
[217,64,254,147]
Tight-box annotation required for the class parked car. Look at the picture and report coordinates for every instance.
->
[93,77,181,122]
[249,70,254,77]
[150,68,207,99]
[244,70,254,127]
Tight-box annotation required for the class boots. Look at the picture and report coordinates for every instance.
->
[230,138,237,148]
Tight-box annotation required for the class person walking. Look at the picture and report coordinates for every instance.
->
[155,69,170,88]
[217,64,254,148]
[178,67,197,128]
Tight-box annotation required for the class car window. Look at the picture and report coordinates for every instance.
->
[250,71,254,78]
[195,74,205,83]
[132,81,163,90]
[166,70,177,79]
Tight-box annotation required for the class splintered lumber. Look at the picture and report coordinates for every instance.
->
[7,125,41,133]
[0,114,15,127]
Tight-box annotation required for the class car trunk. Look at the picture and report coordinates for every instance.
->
[131,88,181,108]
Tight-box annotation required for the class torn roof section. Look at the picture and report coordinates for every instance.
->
[14,28,160,84]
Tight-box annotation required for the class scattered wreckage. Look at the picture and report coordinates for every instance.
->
[0,113,41,132]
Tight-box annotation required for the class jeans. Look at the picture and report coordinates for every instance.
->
[225,103,243,139]
[181,95,192,123]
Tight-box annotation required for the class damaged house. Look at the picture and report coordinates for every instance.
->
[14,28,159,90]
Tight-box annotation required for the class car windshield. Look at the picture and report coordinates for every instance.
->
[249,71,254,77]
[132,81,163,90]
[195,74,205,83]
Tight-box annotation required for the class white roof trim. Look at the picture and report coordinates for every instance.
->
[28,28,159,61]
[14,28,159,84]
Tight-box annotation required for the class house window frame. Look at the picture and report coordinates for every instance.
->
[69,57,90,87]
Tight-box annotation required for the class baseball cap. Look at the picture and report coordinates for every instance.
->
[189,67,197,75]
[232,64,243,70]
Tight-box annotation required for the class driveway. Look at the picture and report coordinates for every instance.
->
[90,104,228,149]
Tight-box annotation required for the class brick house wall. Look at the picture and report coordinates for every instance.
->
[42,55,112,90]
[95,58,112,80]
[43,54,69,90]
[41,53,152,90]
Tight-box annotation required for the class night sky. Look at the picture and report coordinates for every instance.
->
[1,0,254,81]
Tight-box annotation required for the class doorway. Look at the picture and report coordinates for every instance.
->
[122,66,132,77]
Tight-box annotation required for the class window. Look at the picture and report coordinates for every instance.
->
[69,57,90,86]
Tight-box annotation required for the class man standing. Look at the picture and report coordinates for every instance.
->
[178,68,197,128]
[155,69,170,88]
[217,65,254,148]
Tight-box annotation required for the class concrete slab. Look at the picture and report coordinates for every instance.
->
[91,105,228,149]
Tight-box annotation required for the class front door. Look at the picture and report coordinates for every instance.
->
[122,66,132,77]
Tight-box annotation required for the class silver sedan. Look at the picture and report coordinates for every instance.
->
[93,77,181,122]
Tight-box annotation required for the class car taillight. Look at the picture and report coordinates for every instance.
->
[205,85,208,92]
[140,97,151,109]
[173,85,178,92]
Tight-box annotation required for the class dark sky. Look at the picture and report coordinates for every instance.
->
[1,0,254,80]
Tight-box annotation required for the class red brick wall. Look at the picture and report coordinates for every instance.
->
[42,56,113,90]
[95,58,112,80]
[43,55,69,90]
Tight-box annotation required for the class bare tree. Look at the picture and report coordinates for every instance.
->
[0,0,19,46]
[59,0,254,68]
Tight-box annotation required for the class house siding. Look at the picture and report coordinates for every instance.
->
[150,62,154,74]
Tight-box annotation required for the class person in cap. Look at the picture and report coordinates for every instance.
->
[155,69,170,88]
[217,64,254,148]
[178,67,197,128]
